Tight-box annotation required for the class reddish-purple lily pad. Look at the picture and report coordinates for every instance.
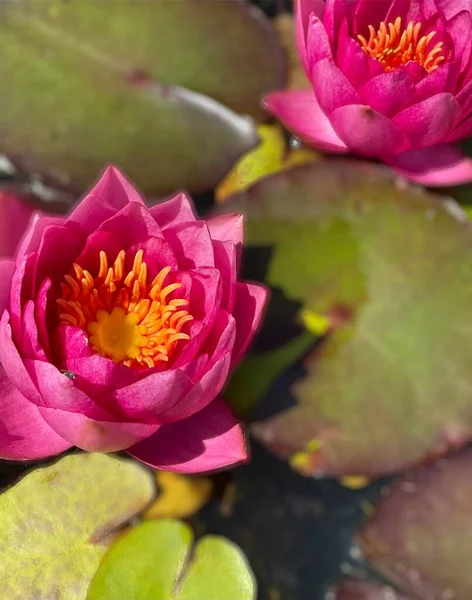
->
[358,449,472,600]
[329,579,411,600]
[0,0,285,195]
[222,160,472,477]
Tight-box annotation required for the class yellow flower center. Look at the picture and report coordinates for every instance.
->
[357,17,445,73]
[57,249,193,369]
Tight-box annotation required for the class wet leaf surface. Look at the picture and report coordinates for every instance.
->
[359,448,472,600]
[0,0,286,196]
[220,160,472,477]
[87,519,255,600]
[0,453,154,599]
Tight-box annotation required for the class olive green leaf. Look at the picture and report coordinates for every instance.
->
[0,453,154,599]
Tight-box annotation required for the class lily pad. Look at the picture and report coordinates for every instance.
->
[221,160,472,477]
[87,519,256,600]
[358,449,472,600]
[0,453,154,599]
[0,0,286,195]
[330,579,411,600]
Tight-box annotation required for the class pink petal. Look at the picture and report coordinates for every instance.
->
[354,0,392,35]
[127,398,248,474]
[393,93,462,147]
[336,20,381,88]
[263,91,349,154]
[110,368,194,423]
[388,144,472,186]
[0,260,14,315]
[0,366,71,460]
[206,213,244,247]
[172,267,223,366]
[67,166,145,235]
[150,192,197,230]
[330,104,410,157]
[306,15,333,71]
[311,58,360,115]
[25,359,117,419]
[0,312,43,405]
[85,201,163,250]
[296,0,326,72]
[31,223,83,295]
[163,221,215,269]
[386,0,421,23]
[413,63,461,104]
[456,80,472,115]
[16,213,65,261]
[0,192,36,259]
[37,404,159,452]
[231,282,268,368]
[20,301,47,361]
[212,240,237,311]
[323,0,357,40]
[446,114,472,142]
[436,0,471,19]
[445,10,472,57]
[358,70,416,116]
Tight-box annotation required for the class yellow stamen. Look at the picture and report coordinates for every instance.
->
[57,249,193,369]
[357,17,445,73]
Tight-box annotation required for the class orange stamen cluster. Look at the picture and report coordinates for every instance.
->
[357,17,445,73]
[57,249,193,369]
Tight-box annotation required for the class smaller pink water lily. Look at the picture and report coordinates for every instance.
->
[0,167,267,473]
[265,0,472,186]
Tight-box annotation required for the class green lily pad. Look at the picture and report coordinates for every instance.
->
[0,453,154,599]
[0,0,286,195]
[330,579,411,599]
[221,160,472,477]
[358,449,472,600]
[87,520,256,600]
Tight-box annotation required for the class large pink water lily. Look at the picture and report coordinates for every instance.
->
[265,0,472,186]
[0,167,267,473]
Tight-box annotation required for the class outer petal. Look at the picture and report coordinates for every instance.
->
[0,366,71,460]
[311,58,360,115]
[263,91,349,154]
[0,260,14,315]
[393,93,462,148]
[296,0,326,73]
[150,192,197,230]
[127,398,248,474]
[231,282,268,367]
[330,104,410,157]
[67,166,145,235]
[16,213,65,261]
[0,192,36,259]
[0,312,43,405]
[206,213,244,263]
[388,144,472,186]
[37,405,159,452]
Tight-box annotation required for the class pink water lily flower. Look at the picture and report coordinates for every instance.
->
[0,167,267,473]
[265,0,472,186]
